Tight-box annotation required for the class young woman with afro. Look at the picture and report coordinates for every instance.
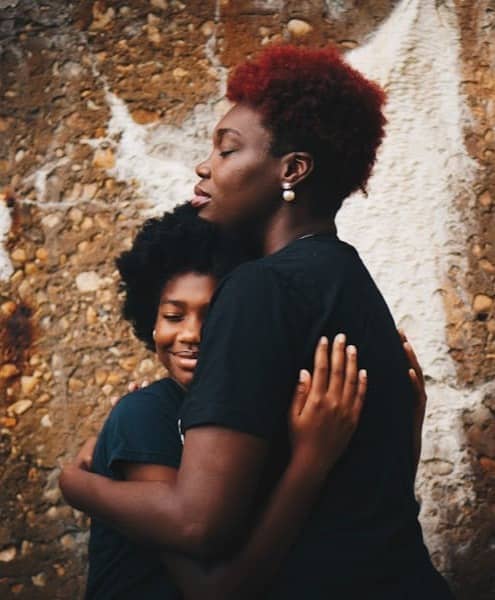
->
[61,45,453,598]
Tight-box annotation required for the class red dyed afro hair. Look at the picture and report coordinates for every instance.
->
[227,45,386,215]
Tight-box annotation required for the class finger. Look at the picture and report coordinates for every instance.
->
[128,382,138,393]
[312,336,330,396]
[341,345,358,407]
[403,341,424,387]
[352,369,367,423]
[141,380,149,388]
[290,369,311,418]
[409,368,426,408]
[327,333,346,399]
[408,367,420,394]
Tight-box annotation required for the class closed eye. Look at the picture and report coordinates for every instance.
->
[163,314,183,322]
[219,149,236,157]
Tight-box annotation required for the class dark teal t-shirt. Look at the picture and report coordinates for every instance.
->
[86,378,184,600]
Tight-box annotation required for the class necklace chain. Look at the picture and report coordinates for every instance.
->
[296,233,318,241]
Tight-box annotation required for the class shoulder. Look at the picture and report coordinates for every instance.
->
[213,258,291,302]
[221,259,278,285]
[108,378,183,426]
[98,379,184,470]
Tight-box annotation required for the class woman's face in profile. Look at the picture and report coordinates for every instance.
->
[153,272,217,389]
[192,103,283,229]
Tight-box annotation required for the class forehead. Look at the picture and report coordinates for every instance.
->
[214,103,272,146]
[160,272,217,303]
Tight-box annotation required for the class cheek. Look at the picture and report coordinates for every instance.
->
[218,163,276,210]
[154,321,176,349]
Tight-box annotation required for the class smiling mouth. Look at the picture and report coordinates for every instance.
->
[169,351,199,359]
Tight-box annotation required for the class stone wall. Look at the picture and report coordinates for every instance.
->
[0,1,493,598]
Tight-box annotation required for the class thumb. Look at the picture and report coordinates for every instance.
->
[290,369,311,419]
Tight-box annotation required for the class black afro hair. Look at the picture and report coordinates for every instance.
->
[116,202,246,351]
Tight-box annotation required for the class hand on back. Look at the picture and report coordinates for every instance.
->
[288,334,367,479]
[399,329,427,470]
[287,329,428,481]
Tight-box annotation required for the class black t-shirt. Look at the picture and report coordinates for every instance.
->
[86,378,184,600]
[181,234,453,599]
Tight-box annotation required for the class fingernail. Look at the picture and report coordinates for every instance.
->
[299,369,305,382]
[320,336,328,346]
[347,345,356,355]
[335,333,346,344]
[359,369,367,379]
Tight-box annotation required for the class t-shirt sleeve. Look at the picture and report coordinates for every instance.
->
[180,262,304,440]
[104,390,183,473]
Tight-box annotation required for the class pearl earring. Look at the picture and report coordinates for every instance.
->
[152,329,156,340]
[282,182,295,202]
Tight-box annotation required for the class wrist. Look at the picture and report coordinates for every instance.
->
[288,449,330,487]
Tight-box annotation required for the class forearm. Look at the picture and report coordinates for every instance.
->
[160,551,216,600]
[59,465,201,555]
[202,456,326,599]
[60,428,267,559]
[156,456,324,600]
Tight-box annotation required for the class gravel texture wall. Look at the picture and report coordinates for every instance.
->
[0,1,493,598]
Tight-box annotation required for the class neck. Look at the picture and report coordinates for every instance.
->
[258,203,336,256]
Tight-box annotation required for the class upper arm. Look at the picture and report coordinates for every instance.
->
[181,263,304,439]
[175,265,303,555]
[119,461,178,484]
[106,389,183,473]
[177,426,268,557]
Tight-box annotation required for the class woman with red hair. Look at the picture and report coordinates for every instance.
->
[61,45,453,598]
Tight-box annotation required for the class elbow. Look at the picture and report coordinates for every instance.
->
[181,518,231,560]
[58,465,78,508]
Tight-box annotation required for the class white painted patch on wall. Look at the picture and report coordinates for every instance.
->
[336,0,480,570]
[83,6,230,218]
[91,92,225,216]
[0,200,13,281]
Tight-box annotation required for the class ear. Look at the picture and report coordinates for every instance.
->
[280,152,314,187]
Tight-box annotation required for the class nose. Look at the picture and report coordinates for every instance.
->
[177,315,201,346]
[195,155,211,179]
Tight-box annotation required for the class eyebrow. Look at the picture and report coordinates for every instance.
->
[215,127,242,142]
[160,299,186,308]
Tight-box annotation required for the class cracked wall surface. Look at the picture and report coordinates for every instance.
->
[0,1,494,598]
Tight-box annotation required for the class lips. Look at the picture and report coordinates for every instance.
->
[168,350,199,371]
[173,355,198,372]
[172,351,199,359]
[192,185,211,208]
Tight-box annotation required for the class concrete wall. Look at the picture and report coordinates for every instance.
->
[0,1,493,598]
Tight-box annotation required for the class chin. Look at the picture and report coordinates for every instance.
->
[197,204,218,223]
[177,371,194,389]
